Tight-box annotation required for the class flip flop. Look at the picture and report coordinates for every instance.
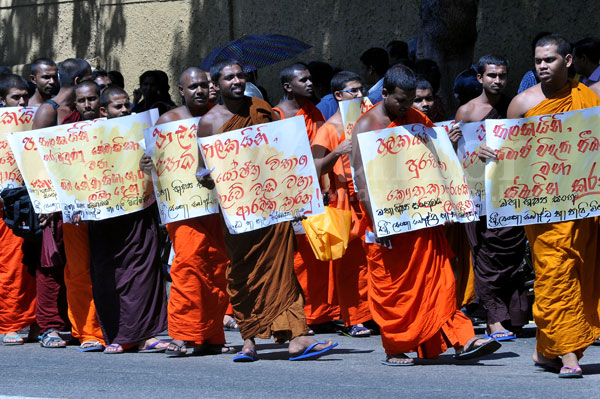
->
[233,349,259,362]
[454,339,501,360]
[78,340,104,352]
[39,329,67,348]
[103,344,124,354]
[483,330,516,341]
[380,354,414,366]
[165,341,187,357]
[558,366,583,378]
[289,341,338,361]
[2,334,24,346]
[342,325,371,338]
[138,340,168,353]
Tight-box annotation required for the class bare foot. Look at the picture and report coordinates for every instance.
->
[532,349,557,365]
[288,335,335,355]
[561,352,580,370]
[2,332,23,345]
[138,337,169,352]
[486,321,514,339]
[383,353,414,365]
[239,338,257,356]
[166,339,187,355]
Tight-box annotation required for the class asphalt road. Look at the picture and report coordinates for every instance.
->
[1,324,599,399]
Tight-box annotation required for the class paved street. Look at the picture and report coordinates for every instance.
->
[1,324,599,399]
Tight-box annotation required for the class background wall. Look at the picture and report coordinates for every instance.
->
[0,0,597,111]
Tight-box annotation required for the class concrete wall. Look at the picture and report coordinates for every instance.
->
[0,0,596,110]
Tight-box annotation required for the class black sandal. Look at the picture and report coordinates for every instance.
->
[165,341,187,357]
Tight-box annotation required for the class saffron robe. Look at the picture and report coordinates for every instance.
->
[359,107,474,357]
[312,122,371,326]
[0,212,36,334]
[523,80,600,358]
[217,97,308,342]
[166,214,229,345]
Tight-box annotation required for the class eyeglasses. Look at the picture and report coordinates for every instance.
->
[338,87,364,95]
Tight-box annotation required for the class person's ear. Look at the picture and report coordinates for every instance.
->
[334,91,344,101]
[99,106,108,117]
[564,53,573,68]
[477,74,483,84]
[178,85,184,98]
[283,82,292,93]
[0,98,6,107]
[381,87,388,99]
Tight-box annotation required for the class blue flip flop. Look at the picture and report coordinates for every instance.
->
[138,340,168,353]
[233,349,259,362]
[483,330,516,341]
[78,340,104,352]
[380,354,414,366]
[289,341,338,361]
[454,339,501,360]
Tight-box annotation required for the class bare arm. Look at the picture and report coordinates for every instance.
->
[312,140,351,176]
[32,103,57,130]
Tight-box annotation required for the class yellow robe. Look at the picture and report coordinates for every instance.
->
[524,80,600,358]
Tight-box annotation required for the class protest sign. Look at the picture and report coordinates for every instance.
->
[144,117,219,224]
[434,119,456,134]
[35,111,157,222]
[339,97,373,139]
[199,116,323,234]
[7,119,104,214]
[0,107,37,190]
[485,106,600,227]
[357,123,477,237]
[456,121,486,215]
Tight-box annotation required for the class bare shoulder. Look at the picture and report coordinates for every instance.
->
[590,81,600,98]
[507,84,543,118]
[155,106,189,125]
[455,101,476,123]
[32,103,57,129]
[196,105,231,136]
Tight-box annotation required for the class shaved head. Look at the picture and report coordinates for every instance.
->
[178,67,207,86]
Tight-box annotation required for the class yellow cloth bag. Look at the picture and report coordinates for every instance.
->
[301,206,352,261]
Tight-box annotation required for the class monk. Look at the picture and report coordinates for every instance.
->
[91,69,112,93]
[32,58,93,348]
[481,34,600,378]
[28,58,58,107]
[311,71,373,336]
[196,59,338,362]
[352,64,500,366]
[272,63,344,331]
[0,74,36,345]
[454,55,528,341]
[57,81,106,352]
[88,86,168,354]
[139,67,231,357]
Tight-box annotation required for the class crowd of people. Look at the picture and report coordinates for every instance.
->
[1,32,600,378]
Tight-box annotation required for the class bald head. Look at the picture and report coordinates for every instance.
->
[178,67,209,112]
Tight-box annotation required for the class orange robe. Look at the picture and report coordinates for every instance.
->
[275,102,341,325]
[0,214,36,334]
[359,107,474,357]
[312,122,371,326]
[523,80,600,358]
[63,223,105,345]
[166,214,230,345]
[445,223,476,308]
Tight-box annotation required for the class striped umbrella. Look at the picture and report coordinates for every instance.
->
[201,34,312,72]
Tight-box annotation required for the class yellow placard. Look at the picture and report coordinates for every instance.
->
[144,117,219,223]
[0,107,37,190]
[339,97,373,139]
[485,106,600,227]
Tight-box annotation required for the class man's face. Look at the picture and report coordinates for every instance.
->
[412,88,434,115]
[179,71,209,108]
[75,85,100,120]
[218,64,246,100]
[104,93,131,118]
[141,76,160,100]
[334,80,364,101]
[31,64,58,96]
[94,76,111,92]
[478,64,507,96]
[287,69,313,98]
[1,88,29,107]
[383,86,415,119]
[535,44,571,85]
[205,72,219,102]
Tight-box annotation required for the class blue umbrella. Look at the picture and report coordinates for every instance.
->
[201,34,312,72]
